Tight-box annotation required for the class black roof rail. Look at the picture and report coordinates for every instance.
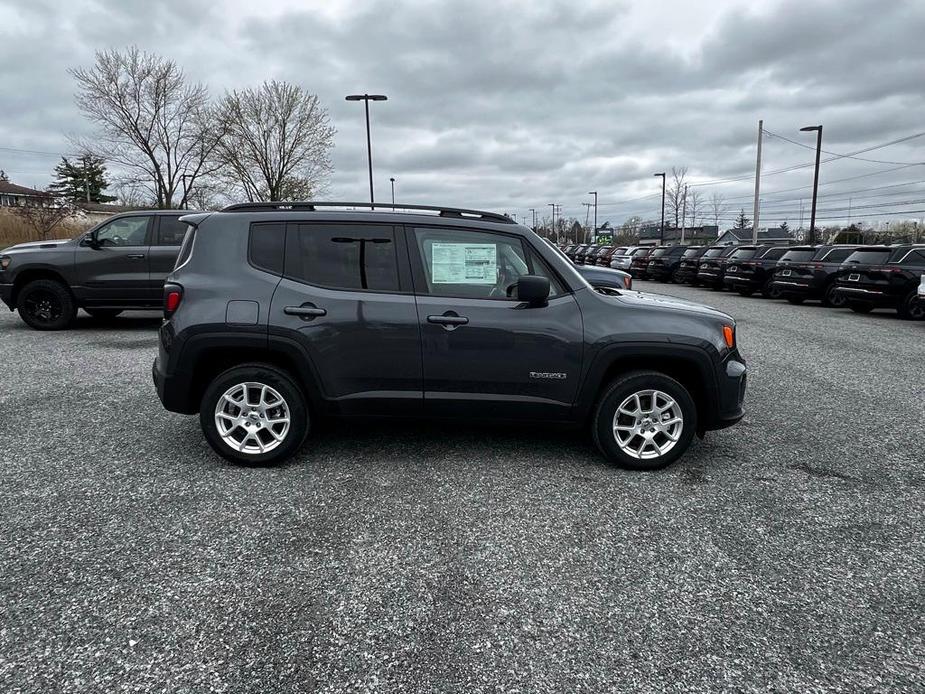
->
[220,201,514,224]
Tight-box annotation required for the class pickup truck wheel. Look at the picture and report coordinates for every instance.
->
[898,291,925,320]
[85,309,123,320]
[200,364,309,466]
[16,279,77,331]
[592,371,697,471]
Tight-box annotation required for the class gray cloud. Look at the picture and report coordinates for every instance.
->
[1,0,924,227]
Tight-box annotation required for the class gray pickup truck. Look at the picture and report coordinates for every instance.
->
[0,210,190,330]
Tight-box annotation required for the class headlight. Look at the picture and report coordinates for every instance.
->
[0,255,11,271]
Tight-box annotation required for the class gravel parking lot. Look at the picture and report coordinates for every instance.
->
[1,286,923,693]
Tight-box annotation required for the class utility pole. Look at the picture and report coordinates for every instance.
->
[680,183,688,244]
[847,197,852,225]
[800,125,823,245]
[588,191,598,239]
[582,202,592,240]
[529,208,536,229]
[654,173,666,243]
[548,203,556,241]
[752,119,763,245]
[799,199,804,232]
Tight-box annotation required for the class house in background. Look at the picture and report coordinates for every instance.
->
[638,224,719,246]
[0,180,49,207]
[715,227,793,246]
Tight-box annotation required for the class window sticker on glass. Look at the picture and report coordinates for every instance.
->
[431,243,497,284]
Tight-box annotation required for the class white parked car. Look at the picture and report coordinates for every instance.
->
[919,272,925,300]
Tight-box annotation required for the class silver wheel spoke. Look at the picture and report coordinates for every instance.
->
[215,381,291,455]
[611,388,683,460]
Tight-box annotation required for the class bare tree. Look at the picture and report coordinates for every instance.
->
[687,189,703,227]
[665,166,688,228]
[14,195,74,240]
[213,81,335,202]
[620,215,642,237]
[70,47,221,209]
[709,192,728,228]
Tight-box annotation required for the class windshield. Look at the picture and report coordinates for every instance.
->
[844,249,891,265]
[780,249,816,262]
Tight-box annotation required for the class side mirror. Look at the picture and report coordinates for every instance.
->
[83,231,100,248]
[516,275,550,305]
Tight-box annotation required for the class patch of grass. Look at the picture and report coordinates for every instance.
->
[0,209,94,248]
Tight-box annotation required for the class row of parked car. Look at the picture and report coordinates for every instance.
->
[562,242,925,320]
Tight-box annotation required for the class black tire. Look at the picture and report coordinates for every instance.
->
[761,279,782,299]
[592,371,697,471]
[737,288,756,297]
[199,363,309,466]
[85,309,123,320]
[786,296,805,305]
[848,301,873,314]
[822,283,844,308]
[897,291,925,320]
[16,279,77,331]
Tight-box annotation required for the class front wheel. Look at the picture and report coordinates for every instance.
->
[898,291,925,320]
[592,371,697,471]
[200,364,309,465]
[16,279,77,331]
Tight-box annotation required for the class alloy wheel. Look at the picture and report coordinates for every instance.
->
[214,382,291,454]
[23,290,63,325]
[612,389,684,460]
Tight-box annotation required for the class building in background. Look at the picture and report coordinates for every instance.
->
[0,181,49,207]
[638,224,719,246]
[715,227,793,246]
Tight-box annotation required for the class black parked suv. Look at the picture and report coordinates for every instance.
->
[674,246,710,285]
[153,202,746,471]
[722,245,790,298]
[646,245,693,282]
[0,210,191,330]
[696,246,738,289]
[832,245,925,319]
[769,245,860,306]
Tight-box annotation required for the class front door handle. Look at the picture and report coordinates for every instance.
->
[126,253,145,259]
[427,313,469,329]
[284,304,327,320]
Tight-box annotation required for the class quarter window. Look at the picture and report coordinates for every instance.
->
[285,224,400,292]
[155,216,189,246]
[249,223,286,275]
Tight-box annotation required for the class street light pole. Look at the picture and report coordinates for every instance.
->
[389,177,395,205]
[800,125,823,245]
[654,173,666,243]
[346,93,388,208]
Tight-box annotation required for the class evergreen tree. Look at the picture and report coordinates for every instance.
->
[733,208,751,229]
[0,169,8,182]
[49,155,114,203]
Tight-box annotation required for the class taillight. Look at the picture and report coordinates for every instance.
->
[164,283,183,318]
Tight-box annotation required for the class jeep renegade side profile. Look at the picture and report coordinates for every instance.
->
[153,202,747,471]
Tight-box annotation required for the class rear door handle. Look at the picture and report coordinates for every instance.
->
[427,314,469,326]
[284,305,327,319]
[126,253,145,259]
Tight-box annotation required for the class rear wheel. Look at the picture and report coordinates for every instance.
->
[592,371,697,471]
[898,291,925,320]
[200,364,309,465]
[822,283,845,308]
[16,279,77,331]
[737,288,755,297]
[848,301,873,314]
[761,279,782,299]
[85,309,123,320]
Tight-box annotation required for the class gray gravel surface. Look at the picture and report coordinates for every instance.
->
[0,293,923,694]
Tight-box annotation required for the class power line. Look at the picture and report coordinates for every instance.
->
[762,128,925,165]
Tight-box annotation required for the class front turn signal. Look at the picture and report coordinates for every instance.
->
[723,325,735,349]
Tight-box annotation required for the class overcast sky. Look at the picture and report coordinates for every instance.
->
[1,0,924,229]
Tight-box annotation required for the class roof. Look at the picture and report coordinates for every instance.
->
[720,228,793,243]
[76,202,156,214]
[0,181,48,196]
[639,224,718,240]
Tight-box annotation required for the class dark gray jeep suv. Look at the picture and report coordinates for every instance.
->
[0,210,190,330]
[153,202,747,470]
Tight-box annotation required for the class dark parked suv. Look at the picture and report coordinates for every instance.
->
[722,245,790,298]
[769,245,860,306]
[0,210,191,330]
[153,202,746,471]
[696,246,738,289]
[645,245,692,282]
[832,245,925,319]
[674,246,711,285]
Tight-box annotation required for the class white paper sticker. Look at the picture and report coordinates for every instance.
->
[431,243,497,284]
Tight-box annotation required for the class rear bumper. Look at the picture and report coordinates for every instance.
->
[770,279,819,297]
[0,282,13,310]
[723,275,759,290]
[152,352,197,415]
[833,286,899,307]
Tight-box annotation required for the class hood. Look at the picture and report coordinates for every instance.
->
[2,237,77,253]
[605,289,733,322]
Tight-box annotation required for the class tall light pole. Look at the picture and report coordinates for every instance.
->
[800,125,823,245]
[588,191,598,240]
[346,93,388,207]
[654,173,666,243]
[389,177,395,205]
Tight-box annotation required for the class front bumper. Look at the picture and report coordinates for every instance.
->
[0,282,13,310]
[709,355,747,430]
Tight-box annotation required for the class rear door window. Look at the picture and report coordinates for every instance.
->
[729,248,758,260]
[818,248,854,262]
[896,249,925,265]
[779,249,815,262]
[155,216,189,246]
[285,224,401,292]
